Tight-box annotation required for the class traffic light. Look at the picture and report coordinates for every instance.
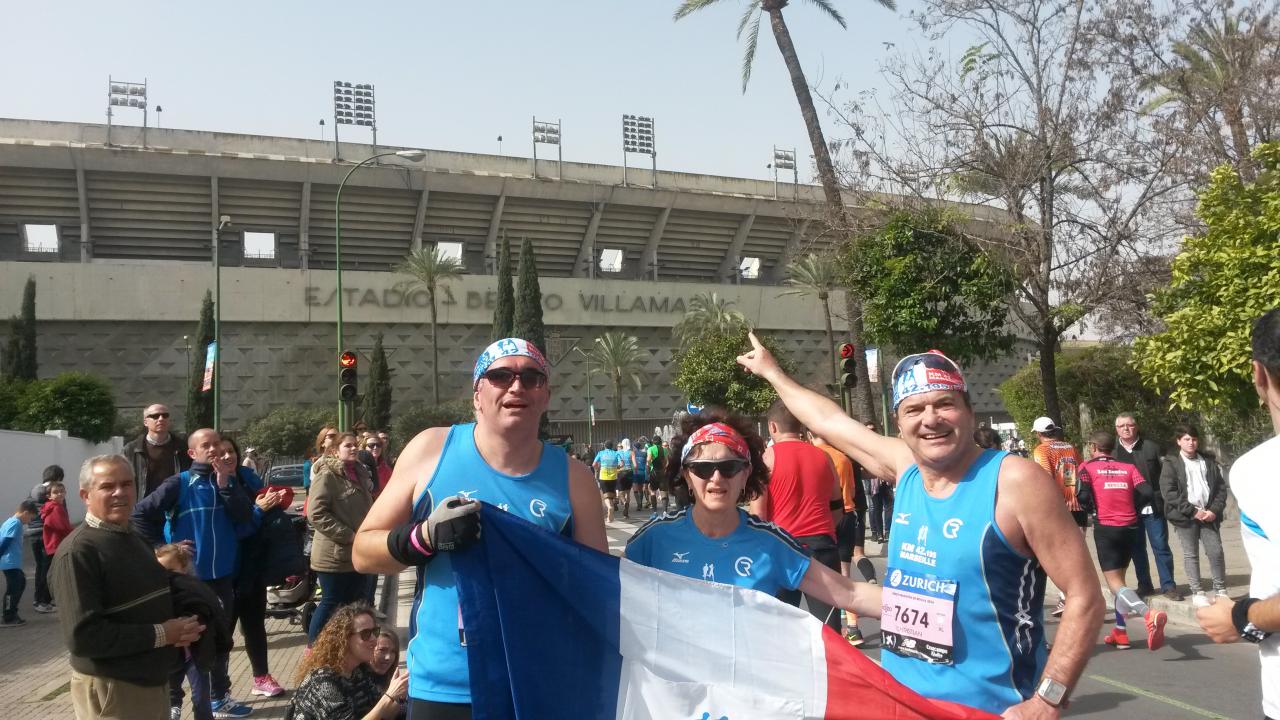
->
[839,343,858,388]
[339,350,358,401]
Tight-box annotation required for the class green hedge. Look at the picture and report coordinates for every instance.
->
[0,373,117,442]
[241,405,338,459]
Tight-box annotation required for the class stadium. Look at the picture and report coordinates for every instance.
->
[0,118,1029,437]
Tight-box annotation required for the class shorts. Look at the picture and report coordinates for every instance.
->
[836,510,865,561]
[1093,523,1139,572]
[1071,510,1089,528]
[617,469,633,493]
[598,479,618,495]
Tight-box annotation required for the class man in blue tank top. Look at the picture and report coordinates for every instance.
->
[739,334,1104,718]
[353,338,609,720]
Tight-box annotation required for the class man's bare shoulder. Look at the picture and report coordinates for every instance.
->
[398,427,453,467]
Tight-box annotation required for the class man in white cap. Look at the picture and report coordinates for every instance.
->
[1030,416,1086,616]
[353,337,608,720]
[737,336,1102,718]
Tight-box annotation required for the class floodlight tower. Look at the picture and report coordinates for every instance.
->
[531,117,562,180]
[107,77,148,147]
[621,115,656,189]
[332,81,377,159]
[772,147,798,200]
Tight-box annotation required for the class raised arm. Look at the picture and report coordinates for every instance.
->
[737,331,912,481]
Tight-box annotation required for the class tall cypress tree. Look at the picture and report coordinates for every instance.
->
[362,332,393,431]
[512,237,546,355]
[492,234,514,339]
[186,291,215,432]
[2,276,37,381]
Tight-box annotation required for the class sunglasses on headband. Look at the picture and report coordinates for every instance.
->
[481,367,548,389]
[683,459,750,480]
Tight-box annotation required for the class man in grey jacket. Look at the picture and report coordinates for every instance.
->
[120,403,191,499]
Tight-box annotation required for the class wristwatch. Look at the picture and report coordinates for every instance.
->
[1036,677,1069,708]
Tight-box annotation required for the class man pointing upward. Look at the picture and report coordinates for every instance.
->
[737,333,1102,719]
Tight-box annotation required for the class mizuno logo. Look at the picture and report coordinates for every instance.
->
[671,552,690,564]
[895,512,911,525]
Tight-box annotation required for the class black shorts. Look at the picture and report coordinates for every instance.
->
[1071,510,1089,528]
[598,479,617,495]
[617,469,633,493]
[1093,524,1139,572]
[836,510,866,561]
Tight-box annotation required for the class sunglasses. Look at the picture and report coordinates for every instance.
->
[146,412,171,420]
[481,368,548,389]
[352,625,381,642]
[366,443,382,449]
[683,459,750,480]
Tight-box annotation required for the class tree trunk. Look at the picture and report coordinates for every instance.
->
[1038,323,1062,425]
[766,9,876,406]
[1224,103,1256,183]
[613,373,622,423]
[429,287,440,405]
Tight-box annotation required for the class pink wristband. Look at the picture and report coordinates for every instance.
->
[409,524,433,556]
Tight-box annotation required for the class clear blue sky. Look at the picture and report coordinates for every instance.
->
[4,1,930,180]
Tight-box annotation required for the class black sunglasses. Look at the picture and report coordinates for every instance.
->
[352,625,381,642]
[683,459,750,480]
[146,412,171,420]
[481,368,548,389]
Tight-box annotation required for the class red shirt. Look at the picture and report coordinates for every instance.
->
[1079,456,1145,527]
[41,500,72,555]
[764,441,837,539]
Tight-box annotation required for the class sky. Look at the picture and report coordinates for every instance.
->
[2,0,941,181]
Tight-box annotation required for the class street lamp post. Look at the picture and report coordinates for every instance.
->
[335,149,426,430]
[573,346,594,448]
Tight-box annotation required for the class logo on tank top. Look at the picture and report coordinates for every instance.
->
[702,563,715,581]
[943,518,963,539]
[734,557,754,577]
[899,522,938,567]
[457,489,479,500]
[895,512,911,525]
[529,498,548,517]
[671,551,690,564]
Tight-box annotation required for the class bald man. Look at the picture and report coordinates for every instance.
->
[131,428,255,717]
[122,403,191,499]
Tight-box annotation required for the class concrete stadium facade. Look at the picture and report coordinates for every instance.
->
[0,119,1028,434]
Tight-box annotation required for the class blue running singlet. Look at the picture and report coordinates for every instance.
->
[406,423,573,703]
[881,449,1046,714]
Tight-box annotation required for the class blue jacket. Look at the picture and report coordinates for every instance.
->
[131,462,254,581]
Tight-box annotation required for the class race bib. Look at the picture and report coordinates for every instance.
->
[880,568,957,665]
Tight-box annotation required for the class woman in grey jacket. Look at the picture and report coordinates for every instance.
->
[306,432,375,643]
[1159,423,1229,607]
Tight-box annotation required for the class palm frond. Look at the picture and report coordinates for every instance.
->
[392,247,465,291]
[778,253,838,296]
[673,0,728,22]
[801,0,850,28]
[741,9,763,92]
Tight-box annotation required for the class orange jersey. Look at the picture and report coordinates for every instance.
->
[817,444,857,512]
[1034,439,1082,505]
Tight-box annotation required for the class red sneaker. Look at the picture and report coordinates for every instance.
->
[1145,610,1167,651]
[1103,628,1131,650]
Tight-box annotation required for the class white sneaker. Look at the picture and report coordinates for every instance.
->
[1191,592,1212,608]
[1215,589,1230,599]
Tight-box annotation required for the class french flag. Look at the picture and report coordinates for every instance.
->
[453,506,997,719]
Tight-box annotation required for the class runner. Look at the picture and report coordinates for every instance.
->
[1076,431,1167,651]
[1197,308,1280,720]
[625,411,879,615]
[631,438,649,512]
[1031,417,1085,617]
[737,336,1103,717]
[646,436,669,513]
[593,441,621,522]
[616,439,635,519]
[352,338,608,719]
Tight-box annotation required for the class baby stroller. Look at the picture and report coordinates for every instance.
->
[265,510,317,631]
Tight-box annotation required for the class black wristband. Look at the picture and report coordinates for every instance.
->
[1233,597,1271,644]
[386,522,434,566]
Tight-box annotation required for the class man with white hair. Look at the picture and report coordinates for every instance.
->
[50,455,204,719]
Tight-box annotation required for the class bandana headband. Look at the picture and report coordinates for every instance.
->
[473,338,550,389]
[890,350,968,412]
[681,422,751,464]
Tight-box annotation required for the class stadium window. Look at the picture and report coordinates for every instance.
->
[739,256,761,279]
[243,231,277,260]
[436,241,464,263]
[599,247,624,273]
[23,224,59,254]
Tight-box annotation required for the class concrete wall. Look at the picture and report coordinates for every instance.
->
[0,430,125,524]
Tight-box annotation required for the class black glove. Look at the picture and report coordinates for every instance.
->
[386,496,481,565]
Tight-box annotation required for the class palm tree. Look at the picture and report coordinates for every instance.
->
[673,291,748,349]
[780,253,840,387]
[1141,9,1270,182]
[674,0,894,217]
[394,247,464,404]
[586,332,647,423]
[674,0,893,421]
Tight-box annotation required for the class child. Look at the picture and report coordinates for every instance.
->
[1,500,40,628]
[156,543,222,720]
[39,481,73,611]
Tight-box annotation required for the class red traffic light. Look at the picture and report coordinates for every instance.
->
[839,343,856,359]
[339,351,357,368]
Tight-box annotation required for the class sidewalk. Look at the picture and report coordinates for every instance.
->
[2,515,647,720]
